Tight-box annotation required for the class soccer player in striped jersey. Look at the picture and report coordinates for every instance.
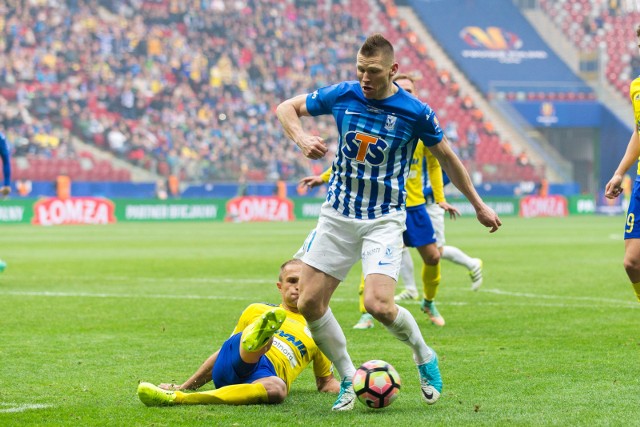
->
[277,33,501,411]
[137,259,340,407]
[301,73,473,329]
[302,143,455,328]
[604,24,640,303]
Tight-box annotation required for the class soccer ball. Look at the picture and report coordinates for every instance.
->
[352,360,401,409]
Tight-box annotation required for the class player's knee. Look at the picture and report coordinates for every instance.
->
[263,379,287,404]
[419,244,440,265]
[297,297,325,322]
[623,256,640,276]
[364,298,395,323]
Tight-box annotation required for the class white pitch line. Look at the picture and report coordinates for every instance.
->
[481,288,638,307]
[0,403,52,413]
[0,288,637,309]
[0,290,251,301]
[18,276,274,285]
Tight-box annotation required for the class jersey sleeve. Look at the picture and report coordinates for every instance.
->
[415,105,444,147]
[0,134,10,186]
[425,148,445,203]
[305,82,345,117]
[311,349,334,378]
[320,167,332,184]
[231,304,260,336]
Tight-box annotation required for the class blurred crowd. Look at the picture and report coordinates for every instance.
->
[0,0,363,181]
[0,0,536,183]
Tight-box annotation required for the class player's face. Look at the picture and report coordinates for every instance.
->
[278,263,302,312]
[356,52,398,99]
[395,78,415,95]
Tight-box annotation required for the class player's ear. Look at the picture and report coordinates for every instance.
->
[390,62,399,77]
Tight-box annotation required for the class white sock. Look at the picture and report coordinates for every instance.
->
[307,308,356,380]
[384,305,434,365]
[442,245,477,270]
[399,247,418,294]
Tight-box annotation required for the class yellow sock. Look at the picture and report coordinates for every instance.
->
[633,282,640,302]
[422,263,441,301]
[175,383,269,405]
[358,274,366,314]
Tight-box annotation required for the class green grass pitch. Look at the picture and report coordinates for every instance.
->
[0,215,638,426]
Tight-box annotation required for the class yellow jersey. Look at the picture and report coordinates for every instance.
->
[630,77,640,175]
[321,140,446,207]
[232,303,333,392]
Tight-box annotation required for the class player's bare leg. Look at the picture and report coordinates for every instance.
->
[364,273,443,404]
[297,263,356,410]
[623,238,640,301]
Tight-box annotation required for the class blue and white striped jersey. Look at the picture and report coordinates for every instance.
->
[306,81,443,219]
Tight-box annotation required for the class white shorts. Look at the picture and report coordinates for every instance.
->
[295,202,406,281]
[426,203,446,248]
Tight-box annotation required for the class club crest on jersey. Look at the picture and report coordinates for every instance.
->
[385,115,397,131]
[342,131,388,166]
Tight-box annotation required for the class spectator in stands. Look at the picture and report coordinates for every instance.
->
[0,131,11,197]
[483,120,497,136]
[516,151,530,167]
[460,95,474,110]
[438,70,450,87]
[471,107,484,122]
[444,121,459,145]
[466,124,480,160]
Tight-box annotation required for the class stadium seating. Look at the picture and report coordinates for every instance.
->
[0,0,543,184]
[538,0,640,98]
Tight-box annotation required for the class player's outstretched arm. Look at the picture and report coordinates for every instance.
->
[428,138,501,232]
[315,374,340,393]
[299,175,326,189]
[277,94,328,160]
[159,350,220,391]
[606,129,640,199]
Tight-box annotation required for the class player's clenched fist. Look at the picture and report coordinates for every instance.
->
[297,135,327,160]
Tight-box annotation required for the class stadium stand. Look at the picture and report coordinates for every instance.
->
[0,0,542,184]
[538,0,640,98]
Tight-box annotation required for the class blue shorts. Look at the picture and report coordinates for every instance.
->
[212,333,277,388]
[403,204,436,248]
[624,180,640,240]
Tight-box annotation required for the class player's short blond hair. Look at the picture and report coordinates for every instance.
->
[359,33,394,59]
[279,259,302,282]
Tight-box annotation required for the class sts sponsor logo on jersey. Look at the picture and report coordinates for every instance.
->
[342,131,388,165]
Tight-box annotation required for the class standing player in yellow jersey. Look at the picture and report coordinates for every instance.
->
[137,259,340,406]
[299,74,460,327]
[605,24,640,303]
